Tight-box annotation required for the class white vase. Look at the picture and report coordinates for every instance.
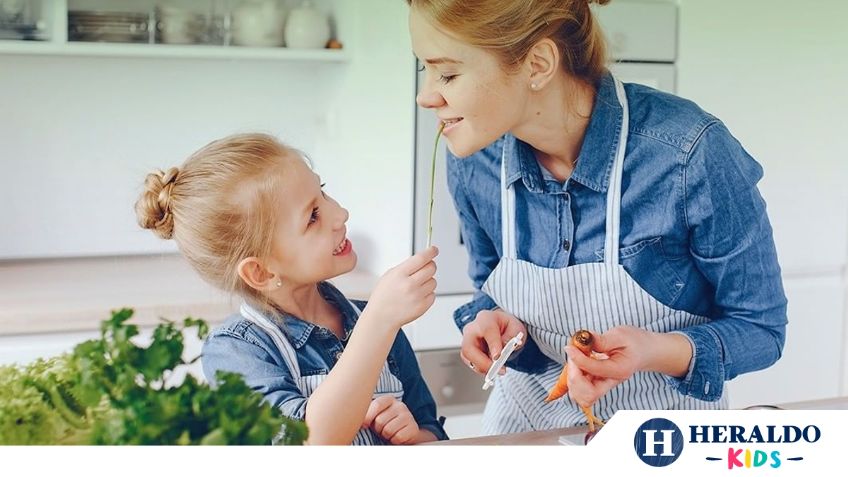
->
[231,0,285,47]
[284,0,330,49]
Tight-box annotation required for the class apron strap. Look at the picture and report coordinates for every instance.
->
[500,145,518,259]
[240,302,303,382]
[603,77,629,266]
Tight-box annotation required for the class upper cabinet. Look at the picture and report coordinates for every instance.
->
[0,0,348,61]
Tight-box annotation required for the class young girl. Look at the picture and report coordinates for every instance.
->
[135,133,447,445]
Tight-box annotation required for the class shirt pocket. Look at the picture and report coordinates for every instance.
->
[617,236,688,307]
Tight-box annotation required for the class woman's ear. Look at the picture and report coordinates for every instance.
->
[237,257,280,292]
[526,38,560,91]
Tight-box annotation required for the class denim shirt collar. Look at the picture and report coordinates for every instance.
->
[505,71,621,193]
[271,281,359,349]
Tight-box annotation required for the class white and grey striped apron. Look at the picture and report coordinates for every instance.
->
[480,77,727,435]
[240,302,405,445]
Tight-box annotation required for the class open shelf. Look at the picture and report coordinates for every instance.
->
[0,40,349,61]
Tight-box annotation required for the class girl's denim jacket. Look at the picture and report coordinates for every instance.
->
[202,281,448,443]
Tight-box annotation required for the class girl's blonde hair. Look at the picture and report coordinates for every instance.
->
[135,133,298,308]
[408,0,611,85]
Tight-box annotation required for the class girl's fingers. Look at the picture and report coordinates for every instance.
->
[409,261,437,284]
[397,246,439,275]
[380,414,408,441]
[363,395,395,428]
[375,411,402,436]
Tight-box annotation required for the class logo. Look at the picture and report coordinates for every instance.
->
[634,418,684,467]
[634,417,820,469]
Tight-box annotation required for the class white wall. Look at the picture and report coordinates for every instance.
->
[677,0,848,405]
[0,0,414,273]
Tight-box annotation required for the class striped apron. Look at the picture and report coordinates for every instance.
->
[240,302,405,445]
[480,77,727,435]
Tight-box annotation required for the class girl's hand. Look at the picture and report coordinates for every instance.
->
[362,395,420,445]
[460,309,527,375]
[365,246,438,328]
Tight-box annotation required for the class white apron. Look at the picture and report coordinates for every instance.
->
[240,301,405,445]
[480,77,727,435]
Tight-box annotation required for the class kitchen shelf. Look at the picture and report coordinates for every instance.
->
[0,40,349,61]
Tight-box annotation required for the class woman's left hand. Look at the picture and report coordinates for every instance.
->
[564,325,656,407]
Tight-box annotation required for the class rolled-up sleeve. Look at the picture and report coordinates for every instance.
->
[667,120,788,401]
[202,329,308,420]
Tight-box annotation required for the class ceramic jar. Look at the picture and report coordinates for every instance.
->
[284,0,330,49]
[231,0,285,47]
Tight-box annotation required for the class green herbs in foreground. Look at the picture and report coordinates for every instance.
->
[0,308,307,445]
[426,121,446,248]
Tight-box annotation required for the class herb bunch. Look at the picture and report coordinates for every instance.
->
[0,308,308,445]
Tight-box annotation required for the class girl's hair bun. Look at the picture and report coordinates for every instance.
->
[136,167,180,239]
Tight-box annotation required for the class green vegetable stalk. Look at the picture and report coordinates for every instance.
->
[426,122,446,248]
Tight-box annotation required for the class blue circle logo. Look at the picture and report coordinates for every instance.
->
[634,418,684,467]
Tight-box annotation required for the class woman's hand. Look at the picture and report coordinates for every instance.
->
[362,395,422,445]
[365,246,439,328]
[460,309,527,375]
[564,326,693,407]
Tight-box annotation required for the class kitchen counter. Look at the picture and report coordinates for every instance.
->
[427,396,848,445]
[0,254,377,336]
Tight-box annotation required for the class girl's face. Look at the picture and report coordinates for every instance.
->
[410,8,530,158]
[269,158,356,285]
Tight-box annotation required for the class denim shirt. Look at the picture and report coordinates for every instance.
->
[201,281,448,442]
[446,72,788,402]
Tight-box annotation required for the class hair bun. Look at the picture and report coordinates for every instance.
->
[135,167,180,239]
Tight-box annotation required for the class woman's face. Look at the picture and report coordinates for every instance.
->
[269,158,356,285]
[409,8,530,158]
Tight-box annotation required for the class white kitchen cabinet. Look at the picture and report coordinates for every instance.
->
[727,274,845,408]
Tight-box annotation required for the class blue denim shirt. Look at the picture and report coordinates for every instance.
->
[201,281,448,442]
[447,72,788,402]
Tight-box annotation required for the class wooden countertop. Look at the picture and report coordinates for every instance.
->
[428,396,848,445]
[0,254,377,336]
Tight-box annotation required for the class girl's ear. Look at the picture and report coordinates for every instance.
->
[237,257,279,292]
[525,37,559,91]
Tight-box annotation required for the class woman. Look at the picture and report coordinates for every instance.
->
[407,0,787,434]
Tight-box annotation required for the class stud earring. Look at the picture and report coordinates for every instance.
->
[276,279,282,288]
[530,83,538,90]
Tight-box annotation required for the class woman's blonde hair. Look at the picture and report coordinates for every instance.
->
[135,133,299,308]
[408,0,611,85]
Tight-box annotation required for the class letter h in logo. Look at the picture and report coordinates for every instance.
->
[642,429,676,456]
[634,418,684,467]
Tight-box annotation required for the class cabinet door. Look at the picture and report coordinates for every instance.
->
[726,274,844,408]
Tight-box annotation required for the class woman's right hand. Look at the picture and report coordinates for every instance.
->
[460,309,527,375]
[365,246,439,328]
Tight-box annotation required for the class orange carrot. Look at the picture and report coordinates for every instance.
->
[544,330,605,432]
[544,330,594,402]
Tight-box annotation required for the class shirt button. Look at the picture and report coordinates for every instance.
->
[563,239,571,251]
